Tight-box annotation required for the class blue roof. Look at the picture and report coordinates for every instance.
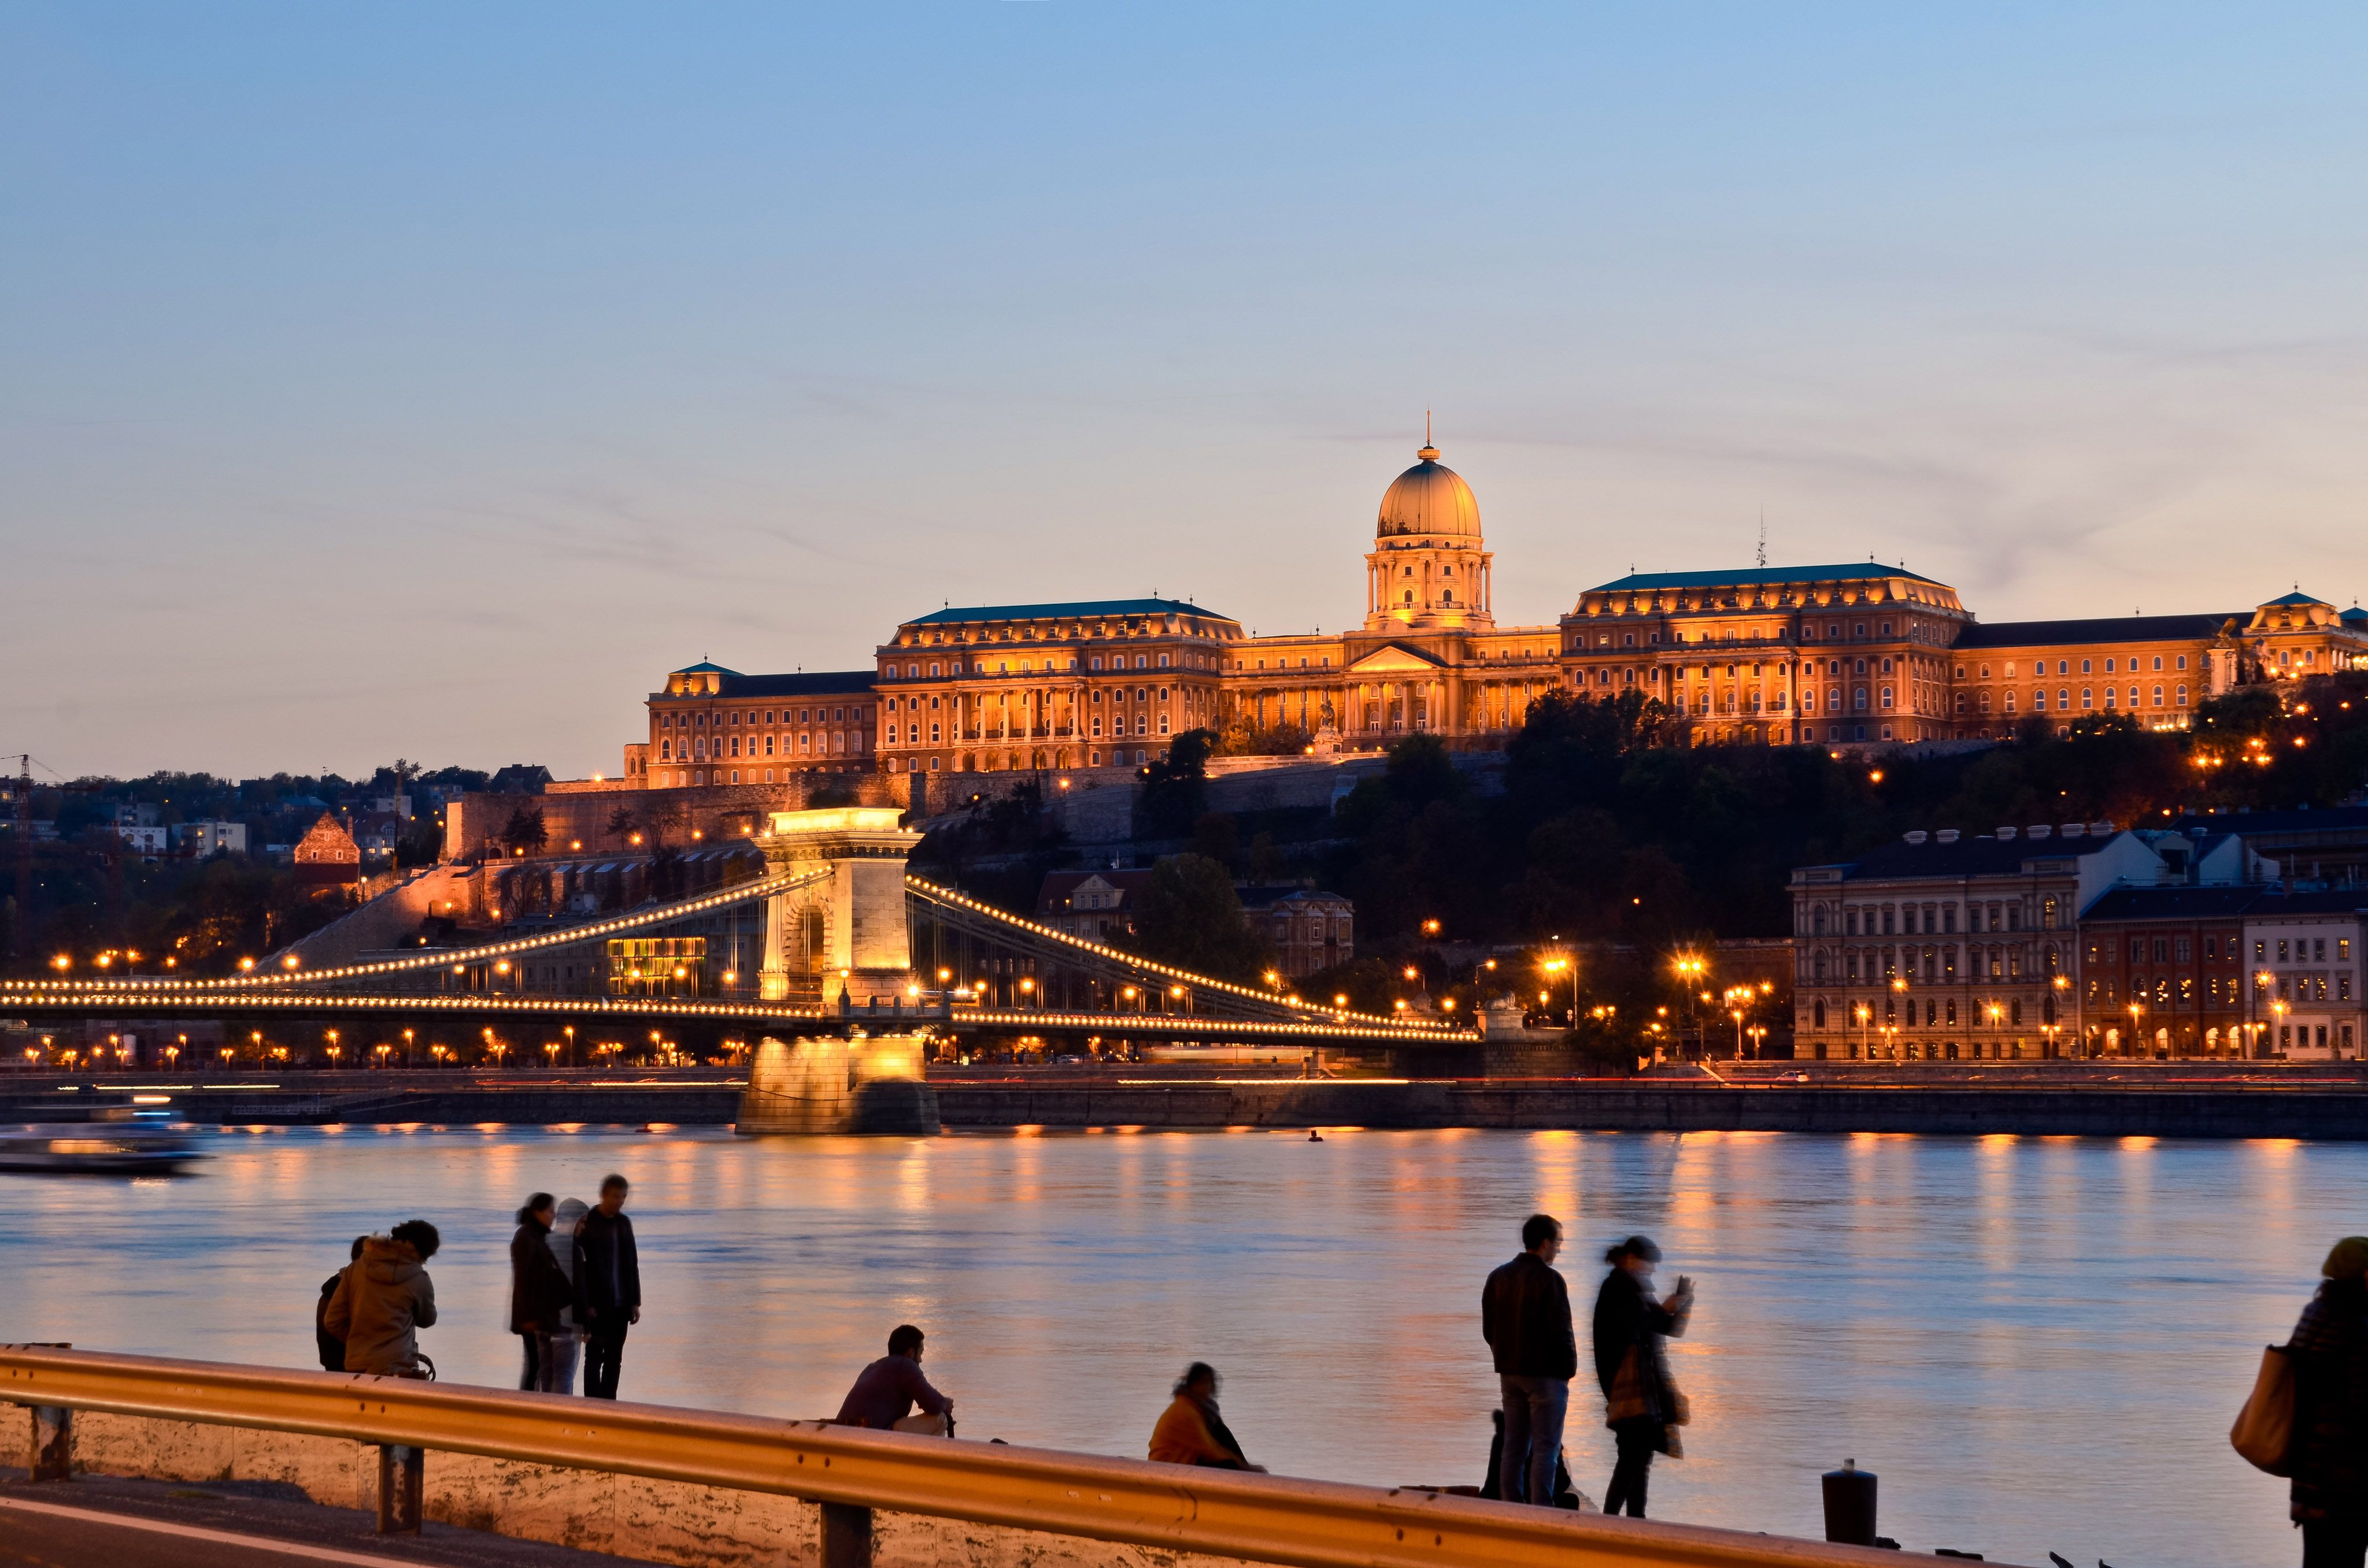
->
[1954,613,2236,649]
[1587,563,1949,593]
[2262,591,2329,607]
[671,661,738,675]
[2342,606,2368,624]
[903,597,1233,627]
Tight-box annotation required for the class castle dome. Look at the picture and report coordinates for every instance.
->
[1377,444,1481,539]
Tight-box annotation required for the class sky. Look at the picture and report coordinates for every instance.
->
[3,3,2365,781]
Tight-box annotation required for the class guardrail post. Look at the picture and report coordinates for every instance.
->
[820,1500,872,1568]
[376,1443,424,1534]
[29,1406,72,1481]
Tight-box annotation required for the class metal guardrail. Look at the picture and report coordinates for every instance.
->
[0,1345,1972,1568]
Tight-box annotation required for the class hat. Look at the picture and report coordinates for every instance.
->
[2324,1237,2368,1280]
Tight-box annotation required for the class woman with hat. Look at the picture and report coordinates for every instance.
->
[1592,1234,1693,1519]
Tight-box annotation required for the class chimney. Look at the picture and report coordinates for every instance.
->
[2026,824,2052,840]
[1904,830,1929,845]
[2059,822,2085,839]
[1997,825,2018,841]
[1936,829,1961,844]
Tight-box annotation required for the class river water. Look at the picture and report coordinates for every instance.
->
[2,1124,2345,1566]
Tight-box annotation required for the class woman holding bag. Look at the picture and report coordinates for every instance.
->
[1591,1235,1693,1520]
[2285,1237,2368,1567]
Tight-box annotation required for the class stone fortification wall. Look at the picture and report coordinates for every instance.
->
[445,775,915,863]
[51,1409,1264,1568]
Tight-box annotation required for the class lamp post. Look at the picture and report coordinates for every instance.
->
[2128,1001,2146,1059]
[2272,998,2290,1058]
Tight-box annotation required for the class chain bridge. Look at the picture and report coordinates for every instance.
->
[1,807,1472,1056]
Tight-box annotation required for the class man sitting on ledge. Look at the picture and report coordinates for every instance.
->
[835,1323,955,1434]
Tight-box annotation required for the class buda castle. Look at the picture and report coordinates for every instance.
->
[619,443,2368,791]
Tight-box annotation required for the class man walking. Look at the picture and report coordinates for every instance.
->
[574,1174,640,1400]
[1482,1213,1575,1506]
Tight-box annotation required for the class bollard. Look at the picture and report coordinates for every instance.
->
[29,1406,72,1482]
[1822,1458,1878,1546]
[376,1444,424,1534]
[820,1500,874,1568]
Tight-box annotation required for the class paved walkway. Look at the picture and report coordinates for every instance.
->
[0,1474,665,1568]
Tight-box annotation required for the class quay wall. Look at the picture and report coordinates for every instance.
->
[13,1073,2368,1137]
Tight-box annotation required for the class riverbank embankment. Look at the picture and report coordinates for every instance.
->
[12,1063,2368,1137]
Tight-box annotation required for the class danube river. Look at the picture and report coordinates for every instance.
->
[2,1124,2342,1566]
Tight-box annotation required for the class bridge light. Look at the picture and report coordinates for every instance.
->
[239,957,255,972]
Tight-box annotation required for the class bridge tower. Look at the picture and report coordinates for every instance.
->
[754,806,924,1003]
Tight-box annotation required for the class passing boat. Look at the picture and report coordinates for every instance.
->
[0,1113,208,1174]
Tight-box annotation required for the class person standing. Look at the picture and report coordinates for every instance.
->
[1149,1362,1264,1471]
[323,1221,441,1377]
[541,1196,589,1394]
[1592,1234,1693,1519]
[574,1174,640,1400]
[1482,1213,1576,1506]
[509,1193,571,1393]
[835,1325,955,1433]
[314,1235,367,1372]
[2285,1236,2368,1566]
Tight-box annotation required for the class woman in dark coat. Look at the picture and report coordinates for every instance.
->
[1591,1235,1693,1519]
[509,1193,572,1392]
[2288,1236,2368,1566]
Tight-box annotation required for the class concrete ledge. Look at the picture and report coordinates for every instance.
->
[59,1410,1260,1568]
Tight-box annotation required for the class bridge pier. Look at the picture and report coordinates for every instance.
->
[754,807,924,1003]
[739,1033,941,1135]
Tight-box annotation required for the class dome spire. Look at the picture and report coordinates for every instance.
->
[1419,408,1438,462]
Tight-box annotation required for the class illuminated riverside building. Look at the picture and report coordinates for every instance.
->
[629,442,2368,784]
[1563,580,2368,747]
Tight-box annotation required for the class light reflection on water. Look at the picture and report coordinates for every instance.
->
[1,1125,2338,1567]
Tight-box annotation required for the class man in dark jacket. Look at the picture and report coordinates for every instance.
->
[1482,1213,1575,1506]
[574,1173,641,1400]
[835,1324,955,1432]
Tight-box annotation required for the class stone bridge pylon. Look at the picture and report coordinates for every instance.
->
[754,805,924,1005]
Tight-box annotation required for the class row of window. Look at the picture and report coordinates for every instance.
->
[2092,934,2354,965]
[886,652,1190,677]
[1816,900,2052,936]
[657,731,857,761]
[656,705,862,728]
[1973,685,2189,713]
[1806,996,2046,1028]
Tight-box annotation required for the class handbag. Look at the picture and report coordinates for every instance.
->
[2231,1344,2295,1475]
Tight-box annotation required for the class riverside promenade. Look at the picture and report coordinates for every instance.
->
[13,1061,2368,1138]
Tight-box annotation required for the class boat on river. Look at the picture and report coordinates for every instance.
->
[0,1117,208,1174]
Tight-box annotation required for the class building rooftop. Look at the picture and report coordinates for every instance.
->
[904,598,1231,628]
[653,670,876,700]
[1952,613,2237,650]
[2164,806,2368,842]
[2081,885,2271,922]
[1586,563,1949,594]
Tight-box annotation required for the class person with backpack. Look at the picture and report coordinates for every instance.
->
[1481,1213,1576,1507]
[323,1220,441,1378]
[314,1235,367,1371]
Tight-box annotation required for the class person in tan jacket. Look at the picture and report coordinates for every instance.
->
[324,1221,441,1377]
[1149,1363,1263,1471]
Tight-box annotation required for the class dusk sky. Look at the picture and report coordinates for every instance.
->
[5,4,2364,781]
